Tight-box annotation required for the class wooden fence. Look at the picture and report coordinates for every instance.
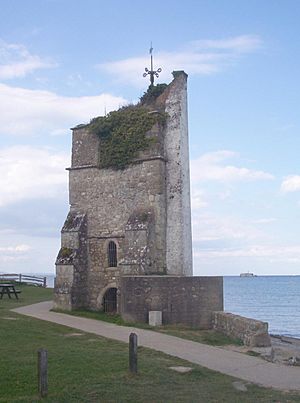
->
[0,273,47,287]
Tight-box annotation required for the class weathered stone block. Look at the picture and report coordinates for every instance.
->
[55,265,74,283]
[149,311,162,326]
[213,312,271,347]
[249,333,271,347]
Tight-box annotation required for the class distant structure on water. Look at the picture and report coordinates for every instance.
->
[240,272,257,277]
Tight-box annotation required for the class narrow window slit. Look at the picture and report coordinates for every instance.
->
[108,241,117,267]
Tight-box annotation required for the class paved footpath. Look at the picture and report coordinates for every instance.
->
[13,301,300,392]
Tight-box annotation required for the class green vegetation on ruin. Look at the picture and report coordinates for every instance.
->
[1,286,300,402]
[139,83,168,104]
[58,247,73,259]
[87,85,167,170]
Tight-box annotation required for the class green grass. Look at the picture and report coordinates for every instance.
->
[246,350,262,357]
[55,309,242,346]
[154,325,244,346]
[1,286,300,402]
[53,308,130,326]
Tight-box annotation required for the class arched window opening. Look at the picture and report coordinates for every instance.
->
[103,288,118,313]
[108,241,117,267]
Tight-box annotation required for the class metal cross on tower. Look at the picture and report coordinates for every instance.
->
[143,44,162,86]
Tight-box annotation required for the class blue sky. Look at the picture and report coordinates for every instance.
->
[1,0,300,276]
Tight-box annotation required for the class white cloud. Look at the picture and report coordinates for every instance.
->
[194,244,300,261]
[0,244,31,253]
[281,175,300,193]
[0,230,60,273]
[189,35,262,52]
[192,213,262,242]
[0,146,69,206]
[98,35,262,86]
[0,83,127,136]
[252,218,276,224]
[0,243,31,263]
[191,189,208,209]
[0,40,56,79]
[191,150,274,183]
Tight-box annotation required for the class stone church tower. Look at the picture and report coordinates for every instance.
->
[54,71,222,327]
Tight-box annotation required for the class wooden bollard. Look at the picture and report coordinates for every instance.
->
[38,349,48,397]
[129,333,138,374]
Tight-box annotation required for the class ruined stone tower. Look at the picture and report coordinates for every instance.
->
[54,71,223,327]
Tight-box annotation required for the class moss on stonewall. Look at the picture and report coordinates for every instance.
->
[88,103,167,170]
[59,247,73,259]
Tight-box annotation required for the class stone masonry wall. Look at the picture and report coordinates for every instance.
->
[55,72,196,312]
[69,127,167,308]
[71,125,100,168]
[54,212,88,310]
[213,311,271,347]
[120,276,223,328]
[163,72,193,276]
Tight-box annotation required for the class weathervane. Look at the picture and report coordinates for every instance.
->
[143,43,162,86]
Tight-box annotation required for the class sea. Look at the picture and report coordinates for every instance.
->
[224,276,300,339]
[44,274,300,339]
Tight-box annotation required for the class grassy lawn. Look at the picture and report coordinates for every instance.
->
[0,286,299,402]
[58,309,243,346]
[154,325,243,346]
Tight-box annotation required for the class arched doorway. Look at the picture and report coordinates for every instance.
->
[103,287,118,313]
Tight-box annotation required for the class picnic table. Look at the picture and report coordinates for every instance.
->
[0,283,21,299]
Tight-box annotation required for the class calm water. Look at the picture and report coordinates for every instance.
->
[46,274,300,338]
[224,276,300,338]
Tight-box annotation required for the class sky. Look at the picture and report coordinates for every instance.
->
[1,0,300,276]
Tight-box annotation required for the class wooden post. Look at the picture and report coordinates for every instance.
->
[43,277,47,288]
[19,273,22,284]
[38,349,48,397]
[129,333,138,374]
